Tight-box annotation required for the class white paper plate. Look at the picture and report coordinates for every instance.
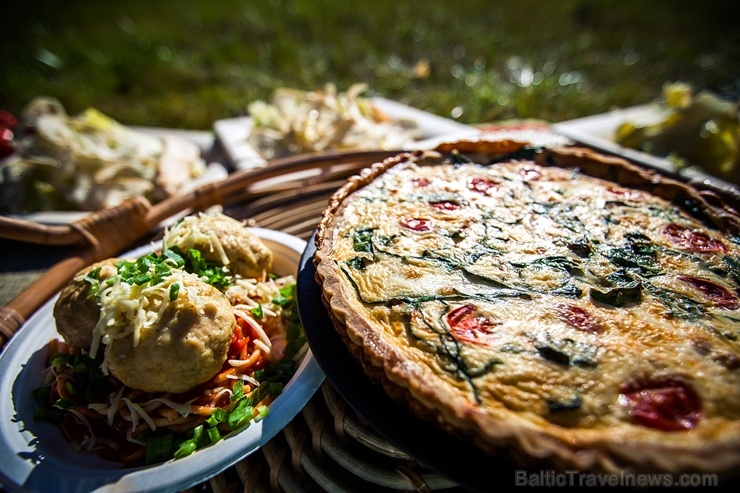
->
[551,105,739,197]
[0,228,324,493]
[213,96,475,171]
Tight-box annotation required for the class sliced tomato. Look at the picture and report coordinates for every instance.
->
[446,304,497,344]
[467,177,498,193]
[399,217,432,232]
[677,275,738,309]
[619,375,702,431]
[555,304,600,333]
[430,200,461,211]
[664,223,728,253]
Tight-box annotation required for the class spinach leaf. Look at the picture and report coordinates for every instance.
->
[346,257,367,270]
[604,232,660,276]
[351,227,374,253]
[723,255,740,287]
[644,284,704,321]
[535,337,598,368]
[567,237,592,257]
[590,281,642,307]
[531,256,583,275]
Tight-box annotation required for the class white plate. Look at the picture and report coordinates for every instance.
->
[551,104,678,174]
[4,129,229,226]
[551,104,740,197]
[0,228,324,493]
[213,96,476,171]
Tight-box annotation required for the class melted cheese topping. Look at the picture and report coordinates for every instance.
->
[164,211,230,266]
[327,159,740,436]
[90,268,219,373]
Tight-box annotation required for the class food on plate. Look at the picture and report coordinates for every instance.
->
[246,83,421,159]
[0,97,206,213]
[33,210,307,466]
[53,258,122,350]
[313,141,740,476]
[101,270,236,394]
[615,82,739,184]
[164,212,273,279]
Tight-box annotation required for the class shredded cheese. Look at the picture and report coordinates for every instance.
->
[107,387,125,426]
[90,269,217,375]
[142,396,196,418]
[123,398,157,431]
[163,211,231,266]
[67,409,96,452]
[235,310,272,350]
[225,374,261,387]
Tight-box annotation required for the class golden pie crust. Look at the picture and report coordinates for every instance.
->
[313,139,740,477]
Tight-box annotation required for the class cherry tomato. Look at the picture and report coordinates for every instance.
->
[555,304,600,333]
[399,217,432,232]
[664,223,728,253]
[468,177,499,193]
[677,276,738,309]
[446,304,497,344]
[430,200,461,211]
[619,375,702,431]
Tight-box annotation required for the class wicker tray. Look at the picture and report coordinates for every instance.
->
[207,381,463,493]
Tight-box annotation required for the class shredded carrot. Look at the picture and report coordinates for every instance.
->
[212,349,262,385]
[191,405,217,417]
[56,375,71,399]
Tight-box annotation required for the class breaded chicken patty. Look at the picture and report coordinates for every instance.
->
[53,258,122,350]
[99,270,236,393]
[164,211,273,279]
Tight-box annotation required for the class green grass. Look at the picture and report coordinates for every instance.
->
[2,0,738,130]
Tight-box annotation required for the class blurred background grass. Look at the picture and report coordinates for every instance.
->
[2,0,738,130]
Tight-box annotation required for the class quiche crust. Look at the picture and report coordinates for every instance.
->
[313,141,740,476]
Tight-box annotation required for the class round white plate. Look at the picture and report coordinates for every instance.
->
[0,228,324,493]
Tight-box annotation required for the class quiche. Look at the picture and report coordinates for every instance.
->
[313,140,740,476]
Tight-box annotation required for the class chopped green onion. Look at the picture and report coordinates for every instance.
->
[54,397,74,409]
[209,408,228,425]
[207,427,221,444]
[228,400,254,430]
[268,382,283,396]
[145,434,174,465]
[169,283,180,301]
[250,304,264,319]
[231,380,244,401]
[174,425,204,459]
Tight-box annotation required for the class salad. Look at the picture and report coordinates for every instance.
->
[615,82,739,184]
[0,97,206,214]
[246,83,421,159]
